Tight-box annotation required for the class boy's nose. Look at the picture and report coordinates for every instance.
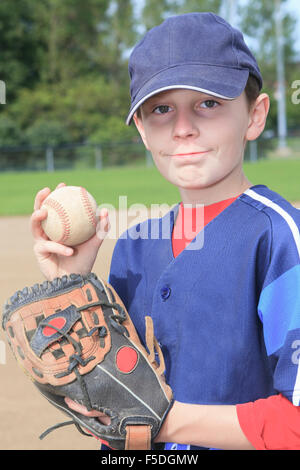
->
[172,111,200,140]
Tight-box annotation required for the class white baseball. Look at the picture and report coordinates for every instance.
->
[41,186,98,246]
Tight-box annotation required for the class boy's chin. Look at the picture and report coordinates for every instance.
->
[175,176,213,190]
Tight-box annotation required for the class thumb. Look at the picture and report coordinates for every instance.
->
[95,208,110,243]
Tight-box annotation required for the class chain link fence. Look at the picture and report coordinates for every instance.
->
[0,139,152,172]
[0,135,299,172]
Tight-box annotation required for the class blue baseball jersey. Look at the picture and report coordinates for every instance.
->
[108,185,300,449]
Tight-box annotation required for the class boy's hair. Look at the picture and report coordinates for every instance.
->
[135,75,261,119]
[244,75,261,110]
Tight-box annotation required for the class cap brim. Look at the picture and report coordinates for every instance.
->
[126,64,249,125]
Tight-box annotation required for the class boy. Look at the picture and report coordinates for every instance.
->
[31,13,300,449]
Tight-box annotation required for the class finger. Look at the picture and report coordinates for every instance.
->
[55,182,66,190]
[96,208,110,241]
[33,187,51,211]
[99,208,110,221]
[65,397,101,416]
[30,208,49,240]
[64,397,111,425]
[34,239,73,257]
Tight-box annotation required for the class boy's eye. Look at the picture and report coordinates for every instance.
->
[153,105,171,114]
[200,100,219,109]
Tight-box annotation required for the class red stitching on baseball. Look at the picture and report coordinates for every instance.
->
[43,198,71,243]
[80,187,97,228]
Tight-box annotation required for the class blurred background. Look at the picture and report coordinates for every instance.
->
[0,0,299,172]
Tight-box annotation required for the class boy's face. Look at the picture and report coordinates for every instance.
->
[134,88,268,203]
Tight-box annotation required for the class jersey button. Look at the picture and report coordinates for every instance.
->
[160,286,171,300]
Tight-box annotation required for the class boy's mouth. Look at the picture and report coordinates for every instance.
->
[172,151,210,157]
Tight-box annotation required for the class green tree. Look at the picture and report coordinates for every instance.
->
[237,0,299,132]
[0,1,137,150]
[34,0,112,83]
[140,0,222,31]
[0,0,43,102]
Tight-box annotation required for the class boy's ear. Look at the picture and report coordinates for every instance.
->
[246,93,270,141]
[133,113,150,150]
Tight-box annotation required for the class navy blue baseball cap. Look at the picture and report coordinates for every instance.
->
[126,12,262,125]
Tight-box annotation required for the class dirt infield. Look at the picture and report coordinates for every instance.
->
[1,203,300,450]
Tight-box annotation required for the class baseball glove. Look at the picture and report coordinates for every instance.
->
[2,273,173,450]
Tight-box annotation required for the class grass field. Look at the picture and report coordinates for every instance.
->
[1,158,300,216]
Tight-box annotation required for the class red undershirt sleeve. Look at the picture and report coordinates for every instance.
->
[236,394,300,450]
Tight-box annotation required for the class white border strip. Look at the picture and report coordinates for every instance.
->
[293,368,300,406]
[126,85,234,125]
[245,188,300,405]
[245,189,300,258]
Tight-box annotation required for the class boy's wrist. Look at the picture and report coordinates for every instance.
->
[154,400,256,450]
[154,400,184,444]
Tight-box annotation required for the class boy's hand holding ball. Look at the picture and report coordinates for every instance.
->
[31,183,109,281]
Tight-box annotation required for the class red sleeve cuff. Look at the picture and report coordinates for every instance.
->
[236,401,267,450]
[236,394,300,450]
